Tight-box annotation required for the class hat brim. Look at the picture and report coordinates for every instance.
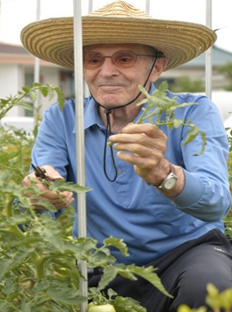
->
[21,16,217,71]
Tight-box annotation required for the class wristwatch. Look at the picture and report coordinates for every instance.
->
[158,164,178,191]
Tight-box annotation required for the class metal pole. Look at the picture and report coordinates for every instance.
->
[34,0,40,126]
[82,0,93,97]
[205,0,212,99]
[73,1,88,312]
[145,0,150,14]
[89,0,93,13]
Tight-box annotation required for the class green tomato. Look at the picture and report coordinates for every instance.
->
[88,302,116,312]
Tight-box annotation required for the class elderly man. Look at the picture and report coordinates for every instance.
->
[21,1,232,311]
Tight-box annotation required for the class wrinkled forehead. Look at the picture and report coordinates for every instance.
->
[83,43,155,54]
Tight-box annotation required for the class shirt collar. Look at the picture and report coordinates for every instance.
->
[74,84,156,133]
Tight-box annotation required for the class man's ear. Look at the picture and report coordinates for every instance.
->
[150,57,168,82]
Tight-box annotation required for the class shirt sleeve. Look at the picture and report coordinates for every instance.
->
[30,101,75,218]
[170,94,231,221]
[31,102,72,180]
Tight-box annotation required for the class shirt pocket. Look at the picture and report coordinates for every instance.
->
[145,183,184,220]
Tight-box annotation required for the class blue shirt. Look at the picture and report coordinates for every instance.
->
[32,85,231,265]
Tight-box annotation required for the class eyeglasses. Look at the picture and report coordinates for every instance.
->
[83,50,158,70]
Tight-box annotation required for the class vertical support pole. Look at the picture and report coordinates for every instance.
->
[205,0,212,99]
[89,0,93,13]
[145,0,150,14]
[73,1,88,311]
[34,0,40,127]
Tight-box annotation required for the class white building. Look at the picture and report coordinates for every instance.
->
[0,42,231,131]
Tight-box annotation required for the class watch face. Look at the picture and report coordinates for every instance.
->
[161,172,178,191]
[163,177,177,190]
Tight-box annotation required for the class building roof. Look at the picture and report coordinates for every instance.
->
[181,45,232,67]
[0,42,29,55]
[1,42,232,68]
[0,42,59,67]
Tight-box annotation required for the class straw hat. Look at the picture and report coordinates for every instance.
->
[20,0,217,71]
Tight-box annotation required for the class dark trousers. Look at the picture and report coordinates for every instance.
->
[88,229,232,312]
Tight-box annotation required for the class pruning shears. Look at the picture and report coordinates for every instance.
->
[31,163,50,182]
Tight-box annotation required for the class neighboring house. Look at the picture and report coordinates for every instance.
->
[0,42,74,117]
[0,42,231,123]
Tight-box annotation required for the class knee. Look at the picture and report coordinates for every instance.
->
[169,273,232,311]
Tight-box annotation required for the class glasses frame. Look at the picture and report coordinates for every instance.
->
[83,50,162,70]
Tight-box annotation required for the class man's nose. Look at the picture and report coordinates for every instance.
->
[99,57,119,75]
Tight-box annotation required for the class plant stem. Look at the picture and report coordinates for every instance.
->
[4,299,21,312]
[5,195,14,218]
[30,252,47,279]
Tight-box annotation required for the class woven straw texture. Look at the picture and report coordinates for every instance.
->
[20,0,217,71]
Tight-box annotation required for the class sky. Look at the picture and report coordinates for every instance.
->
[0,0,232,54]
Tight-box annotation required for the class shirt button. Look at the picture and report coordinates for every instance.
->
[117,169,123,175]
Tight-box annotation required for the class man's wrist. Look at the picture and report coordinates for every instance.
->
[157,163,178,191]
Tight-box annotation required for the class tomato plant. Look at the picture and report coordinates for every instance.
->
[0,84,172,311]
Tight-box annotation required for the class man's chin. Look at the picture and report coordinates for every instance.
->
[94,95,128,107]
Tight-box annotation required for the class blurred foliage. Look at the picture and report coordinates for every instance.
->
[169,76,205,93]
[223,128,232,238]
[177,283,232,312]
[217,61,232,91]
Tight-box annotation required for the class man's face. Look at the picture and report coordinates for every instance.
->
[83,44,160,107]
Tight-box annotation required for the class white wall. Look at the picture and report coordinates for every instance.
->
[0,64,24,116]
[0,63,61,118]
[39,67,60,115]
[211,91,232,121]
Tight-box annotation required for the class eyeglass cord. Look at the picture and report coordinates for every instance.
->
[93,54,158,182]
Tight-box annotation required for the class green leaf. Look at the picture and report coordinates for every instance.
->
[15,102,33,111]
[104,236,129,257]
[183,125,206,156]
[2,278,16,296]
[114,296,147,312]
[0,300,8,311]
[86,251,116,268]
[126,265,173,298]
[29,90,38,102]
[21,302,32,312]
[183,125,199,145]
[33,82,42,87]
[46,180,90,194]
[22,86,31,93]
[54,87,65,110]
[0,247,35,280]
[97,266,119,290]
[173,119,185,128]
[46,287,86,305]
[39,86,49,97]
[0,98,9,105]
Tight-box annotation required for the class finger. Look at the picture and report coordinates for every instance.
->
[112,135,166,154]
[39,190,74,202]
[22,165,63,187]
[109,128,166,146]
[32,197,74,211]
[39,165,64,181]
[121,123,164,138]
[116,151,159,169]
[114,143,163,159]
[31,191,75,210]
[22,173,48,190]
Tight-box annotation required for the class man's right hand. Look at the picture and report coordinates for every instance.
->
[22,165,74,210]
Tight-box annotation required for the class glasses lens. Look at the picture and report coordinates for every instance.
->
[83,51,138,70]
[113,51,137,68]
[83,52,104,69]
